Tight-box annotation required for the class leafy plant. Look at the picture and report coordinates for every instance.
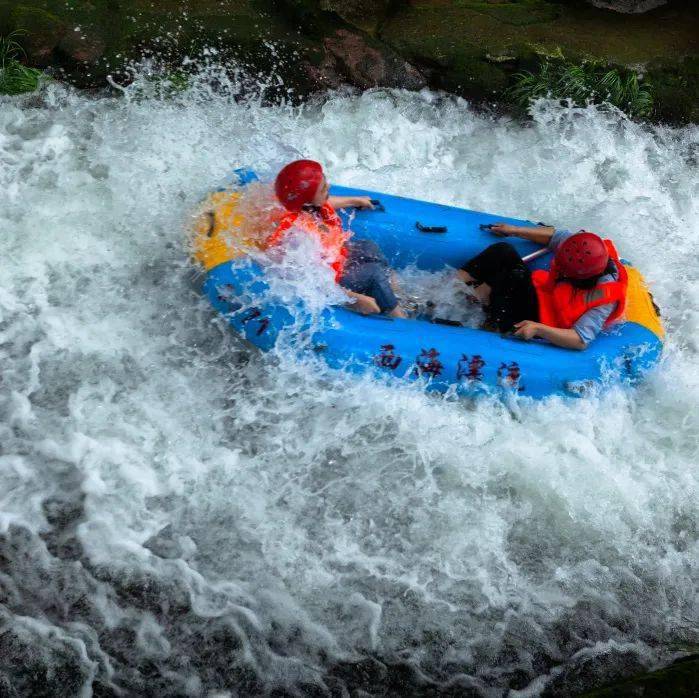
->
[161,70,189,93]
[0,31,45,95]
[508,58,654,118]
[123,68,192,100]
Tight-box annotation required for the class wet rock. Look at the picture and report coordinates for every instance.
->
[8,5,66,65]
[1,511,693,696]
[144,524,189,560]
[2,0,697,122]
[90,680,122,698]
[44,532,84,563]
[281,0,394,32]
[586,0,667,13]
[0,607,94,697]
[189,628,265,696]
[42,495,85,530]
[328,657,389,693]
[309,28,426,90]
[320,0,393,34]
[110,570,193,617]
[380,0,699,122]
[286,682,333,698]
[188,620,246,681]
[578,654,699,697]
[57,25,106,64]
[383,660,439,693]
[0,674,19,698]
[41,493,86,561]
[542,647,650,697]
[1,526,106,631]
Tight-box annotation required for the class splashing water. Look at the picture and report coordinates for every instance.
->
[1,68,698,696]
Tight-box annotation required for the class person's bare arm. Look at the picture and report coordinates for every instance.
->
[489,223,555,246]
[328,195,374,210]
[513,320,586,350]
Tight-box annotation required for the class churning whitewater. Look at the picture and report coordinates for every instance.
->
[1,71,697,696]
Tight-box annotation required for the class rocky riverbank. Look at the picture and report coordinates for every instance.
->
[0,0,697,123]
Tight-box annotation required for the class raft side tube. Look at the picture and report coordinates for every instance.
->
[192,174,664,398]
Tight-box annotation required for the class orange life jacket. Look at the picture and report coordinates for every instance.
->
[266,202,349,281]
[532,238,628,329]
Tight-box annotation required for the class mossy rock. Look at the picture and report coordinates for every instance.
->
[444,53,510,94]
[276,0,344,37]
[320,0,393,34]
[455,0,562,27]
[1,0,696,123]
[7,5,65,64]
[647,56,699,124]
[383,0,698,66]
[579,655,699,698]
[2,0,323,92]
[380,0,697,118]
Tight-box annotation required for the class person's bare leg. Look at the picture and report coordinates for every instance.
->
[457,270,491,305]
[388,305,407,318]
[386,271,410,317]
[472,283,491,305]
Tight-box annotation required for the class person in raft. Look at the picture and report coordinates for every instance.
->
[269,159,406,318]
[457,225,628,350]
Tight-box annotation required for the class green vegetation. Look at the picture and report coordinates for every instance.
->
[509,59,654,118]
[133,69,191,100]
[0,30,44,94]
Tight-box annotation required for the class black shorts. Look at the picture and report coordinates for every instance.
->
[460,242,539,332]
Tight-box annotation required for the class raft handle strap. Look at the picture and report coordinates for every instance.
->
[206,210,216,237]
[480,221,547,231]
[432,317,463,327]
[369,199,385,212]
[416,222,447,233]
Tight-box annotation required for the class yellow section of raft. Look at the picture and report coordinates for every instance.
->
[623,265,664,340]
[191,190,259,271]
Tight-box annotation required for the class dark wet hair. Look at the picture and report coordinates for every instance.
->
[565,259,617,289]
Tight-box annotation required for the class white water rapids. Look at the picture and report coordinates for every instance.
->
[1,71,698,696]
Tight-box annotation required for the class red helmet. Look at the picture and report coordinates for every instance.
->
[555,232,609,280]
[274,159,324,211]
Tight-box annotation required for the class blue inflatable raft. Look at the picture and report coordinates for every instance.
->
[191,171,664,399]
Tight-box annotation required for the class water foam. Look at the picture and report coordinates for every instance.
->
[0,73,697,695]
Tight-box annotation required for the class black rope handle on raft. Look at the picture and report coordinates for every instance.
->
[206,210,216,237]
[368,198,447,232]
[416,222,448,233]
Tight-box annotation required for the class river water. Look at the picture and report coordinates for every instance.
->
[1,70,697,696]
